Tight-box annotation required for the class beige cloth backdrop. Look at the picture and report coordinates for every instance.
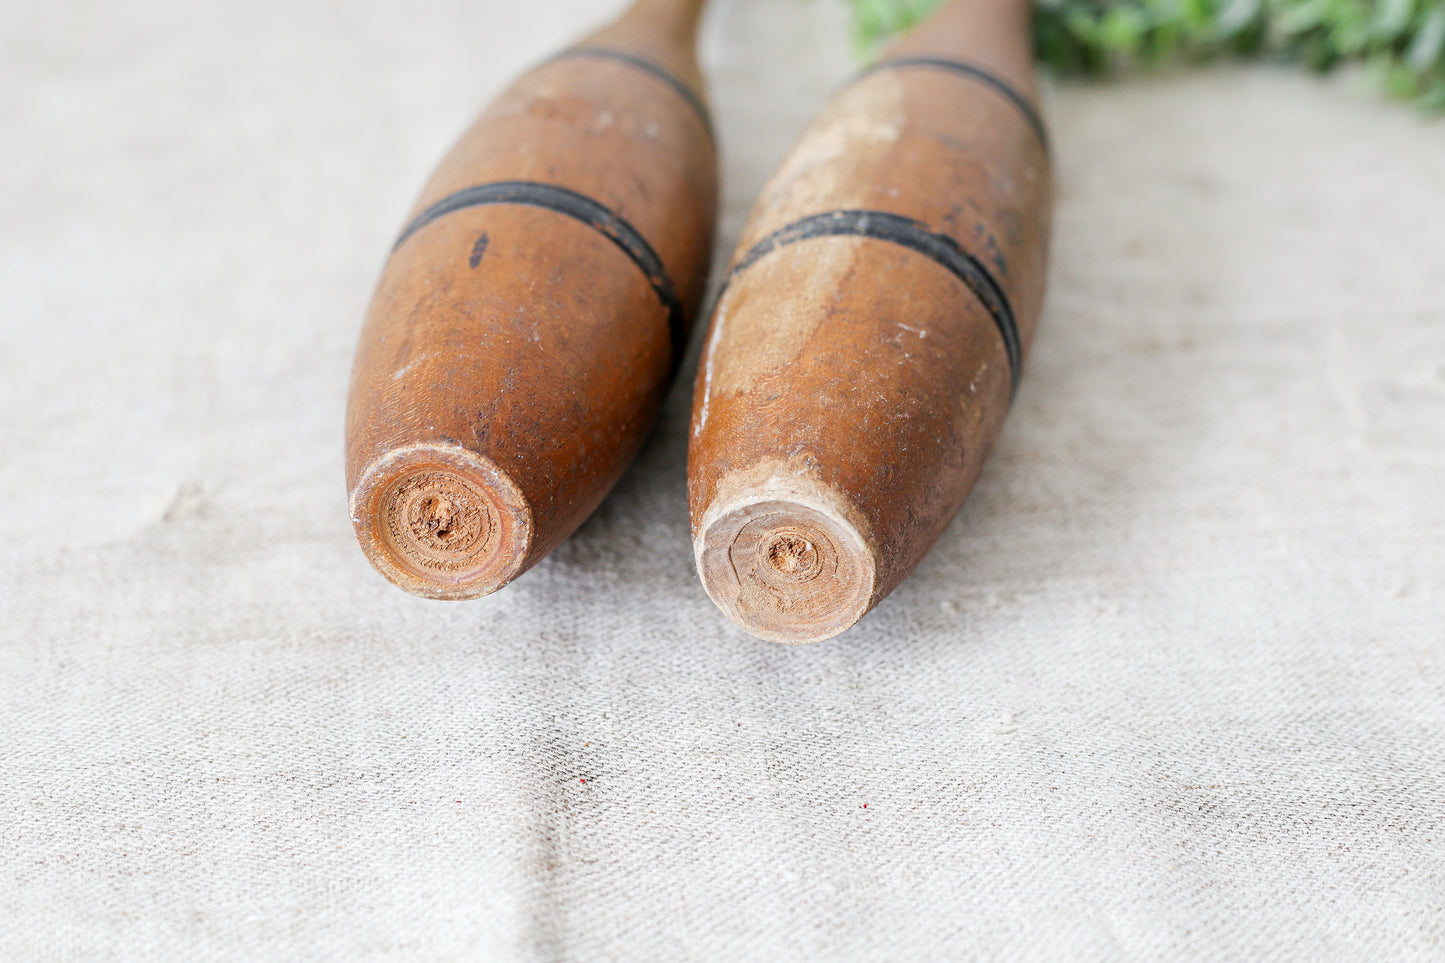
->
[3,0,1443,960]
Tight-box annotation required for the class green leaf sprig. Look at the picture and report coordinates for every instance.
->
[841,0,1445,107]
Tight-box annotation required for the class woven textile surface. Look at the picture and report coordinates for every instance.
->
[3,0,1444,960]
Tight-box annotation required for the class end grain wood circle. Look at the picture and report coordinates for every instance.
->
[388,472,491,570]
[698,497,876,644]
[350,444,532,600]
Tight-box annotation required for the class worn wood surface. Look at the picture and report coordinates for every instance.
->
[347,0,716,599]
[690,0,1052,642]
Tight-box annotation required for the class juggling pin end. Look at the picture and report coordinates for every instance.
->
[696,487,877,644]
[350,444,533,600]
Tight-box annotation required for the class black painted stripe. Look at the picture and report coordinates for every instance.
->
[859,57,1049,154]
[394,181,685,366]
[551,47,714,141]
[722,210,1022,389]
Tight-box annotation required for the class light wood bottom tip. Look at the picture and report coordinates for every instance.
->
[696,493,877,644]
[350,444,532,600]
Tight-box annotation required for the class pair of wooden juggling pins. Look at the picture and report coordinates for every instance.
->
[346,0,1051,642]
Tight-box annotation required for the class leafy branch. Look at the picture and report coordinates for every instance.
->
[841,0,1445,107]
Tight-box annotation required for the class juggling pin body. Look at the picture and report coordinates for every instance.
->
[689,0,1051,642]
[347,0,715,599]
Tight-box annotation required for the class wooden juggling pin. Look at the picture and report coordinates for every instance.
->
[347,0,715,599]
[689,0,1051,642]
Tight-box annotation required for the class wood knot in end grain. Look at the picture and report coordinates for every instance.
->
[763,530,821,583]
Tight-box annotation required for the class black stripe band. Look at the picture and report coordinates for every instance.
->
[551,47,714,142]
[721,210,1022,389]
[859,57,1049,154]
[394,181,685,367]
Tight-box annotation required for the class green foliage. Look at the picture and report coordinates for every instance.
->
[839,0,1445,106]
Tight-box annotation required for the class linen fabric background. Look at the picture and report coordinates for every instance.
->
[3,0,1443,960]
